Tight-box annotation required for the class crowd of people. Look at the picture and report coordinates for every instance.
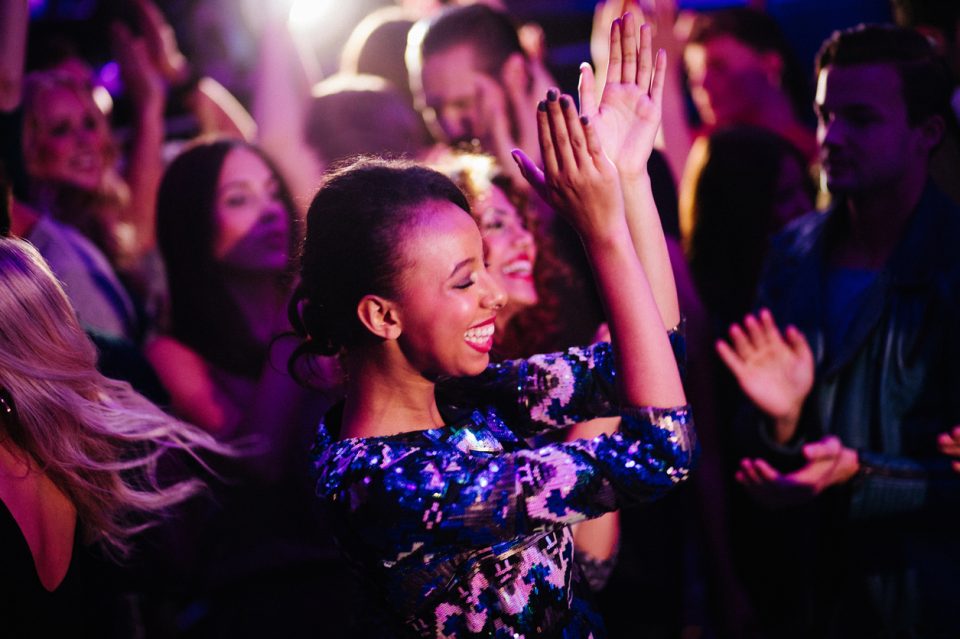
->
[1,0,959,637]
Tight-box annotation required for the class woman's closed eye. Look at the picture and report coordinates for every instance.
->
[454,272,479,289]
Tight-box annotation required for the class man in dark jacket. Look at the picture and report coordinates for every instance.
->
[717,24,960,638]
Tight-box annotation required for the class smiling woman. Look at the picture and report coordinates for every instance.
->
[431,153,537,333]
[294,114,693,636]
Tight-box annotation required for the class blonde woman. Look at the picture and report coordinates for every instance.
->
[0,237,229,635]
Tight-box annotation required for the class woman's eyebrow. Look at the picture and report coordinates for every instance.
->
[449,257,476,278]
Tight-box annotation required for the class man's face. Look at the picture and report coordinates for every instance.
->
[419,44,489,144]
[815,63,924,195]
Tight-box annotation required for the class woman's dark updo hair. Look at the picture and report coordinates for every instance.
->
[289,157,470,366]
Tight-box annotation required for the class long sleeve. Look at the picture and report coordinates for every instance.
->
[313,334,694,637]
[439,329,687,440]
[314,405,694,557]
[850,449,960,520]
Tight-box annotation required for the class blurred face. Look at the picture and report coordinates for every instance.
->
[772,154,813,227]
[815,64,922,196]
[684,35,777,127]
[213,147,291,273]
[474,185,537,317]
[394,199,507,378]
[419,45,486,144]
[25,85,110,190]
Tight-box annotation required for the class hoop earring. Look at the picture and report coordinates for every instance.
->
[0,389,14,416]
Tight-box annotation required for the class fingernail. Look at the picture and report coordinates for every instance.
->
[559,95,570,108]
[579,115,589,126]
[579,62,591,71]
[538,100,547,112]
[547,88,558,102]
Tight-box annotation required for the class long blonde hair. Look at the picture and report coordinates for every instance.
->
[0,238,228,558]
[21,71,131,266]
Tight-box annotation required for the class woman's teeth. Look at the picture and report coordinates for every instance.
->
[464,323,495,345]
[501,259,532,277]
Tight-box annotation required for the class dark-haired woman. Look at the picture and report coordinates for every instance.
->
[146,138,353,636]
[147,138,314,444]
[294,28,695,637]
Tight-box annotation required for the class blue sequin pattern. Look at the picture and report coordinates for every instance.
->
[313,340,695,638]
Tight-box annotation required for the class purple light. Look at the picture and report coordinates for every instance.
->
[28,0,47,17]
[98,61,122,96]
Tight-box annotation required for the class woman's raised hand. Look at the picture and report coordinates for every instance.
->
[513,88,625,243]
[579,13,666,180]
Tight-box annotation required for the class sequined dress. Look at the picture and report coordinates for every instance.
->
[312,340,696,638]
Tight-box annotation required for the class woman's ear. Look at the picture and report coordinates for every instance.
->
[356,294,402,340]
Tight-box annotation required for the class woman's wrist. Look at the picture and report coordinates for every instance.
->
[580,218,632,255]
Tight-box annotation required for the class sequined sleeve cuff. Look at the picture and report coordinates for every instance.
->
[619,405,697,487]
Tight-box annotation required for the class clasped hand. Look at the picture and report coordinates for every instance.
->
[736,435,860,509]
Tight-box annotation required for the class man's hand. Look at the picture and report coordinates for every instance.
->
[736,436,860,509]
[938,425,960,473]
[716,309,814,444]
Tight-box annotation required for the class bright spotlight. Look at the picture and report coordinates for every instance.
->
[288,0,337,33]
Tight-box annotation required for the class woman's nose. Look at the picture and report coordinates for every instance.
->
[511,225,534,252]
[480,270,508,310]
[260,197,286,222]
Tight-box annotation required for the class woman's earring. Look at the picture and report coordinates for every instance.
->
[0,390,14,416]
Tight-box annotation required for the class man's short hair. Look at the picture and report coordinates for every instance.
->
[815,24,955,127]
[416,4,523,77]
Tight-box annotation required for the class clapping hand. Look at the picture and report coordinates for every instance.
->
[512,89,624,243]
[716,309,814,445]
[579,13,665,180]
